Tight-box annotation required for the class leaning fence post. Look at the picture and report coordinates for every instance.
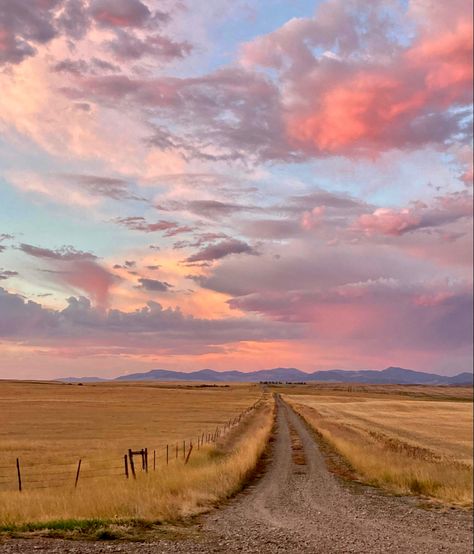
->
[74,459,82,488]
[128,449,136,479]
[185,442,193,464]
[124,454,129,478]
[16,458,22,492]
[183,440,186,460]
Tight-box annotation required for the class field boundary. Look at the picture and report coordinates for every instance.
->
[0,396,266,495]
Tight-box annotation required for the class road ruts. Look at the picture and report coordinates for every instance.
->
[1,396,472,554]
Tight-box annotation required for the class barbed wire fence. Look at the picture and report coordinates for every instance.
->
[0,397,265,493]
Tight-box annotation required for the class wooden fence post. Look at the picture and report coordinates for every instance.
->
[124,454,129,478]
[144,448,148,473]
[128,449,136,479]
[153,449,156,471]
[16,458,22,492]
[166,444,169,465]
[185,442,193,464]
[74,459,82,488]
[183,440,186,460]
[176,443,178,459]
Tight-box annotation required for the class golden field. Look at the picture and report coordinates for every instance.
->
[284,387,473,506]
[0,381,272,526]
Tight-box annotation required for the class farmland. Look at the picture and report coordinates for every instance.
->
[0,381,271,526]
[283,385,473,506]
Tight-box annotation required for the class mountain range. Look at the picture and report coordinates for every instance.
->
[58,366,473,385]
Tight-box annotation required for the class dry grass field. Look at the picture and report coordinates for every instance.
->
[284,386,473,506]
[0,381,272,527]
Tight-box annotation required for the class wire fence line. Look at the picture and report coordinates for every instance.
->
[0,397,264,493]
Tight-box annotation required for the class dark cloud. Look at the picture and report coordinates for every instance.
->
[185,239,258,263]
[0,269,18,280]
[0,288,300,354]
[136,277,172,292]
[0,0,60,65]
[19,243,98,261]
[52,57,119,75]
[0,234,14,253]
[56,0,90,40]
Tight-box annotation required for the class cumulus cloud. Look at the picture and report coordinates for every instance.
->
[355,192,473,236]
[242,0,473,158]
[0,287,300,354]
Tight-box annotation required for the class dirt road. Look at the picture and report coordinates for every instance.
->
[1,397,472,553]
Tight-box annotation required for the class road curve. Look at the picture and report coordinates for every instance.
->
[1,396,472,553]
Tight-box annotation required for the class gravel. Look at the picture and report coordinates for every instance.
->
[1,397,472,553]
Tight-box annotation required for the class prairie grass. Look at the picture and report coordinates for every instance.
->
[0,381,273,526]
[285,393,473,506]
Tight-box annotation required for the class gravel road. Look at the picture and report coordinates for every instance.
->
[1,396,472,553]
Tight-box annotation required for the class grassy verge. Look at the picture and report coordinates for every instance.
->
[0,395,274,538]
[286,398,472,507]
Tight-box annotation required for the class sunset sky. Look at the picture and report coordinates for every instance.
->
[0,0,472,379]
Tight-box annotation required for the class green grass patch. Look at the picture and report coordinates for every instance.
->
[0,518,172,541]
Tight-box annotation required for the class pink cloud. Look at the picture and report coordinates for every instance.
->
[60,260,117,307]
[243,0,473,158]
[356,208,422,237]
[89,0,152,28]
[355,192,473,237]
[18,243,118,308]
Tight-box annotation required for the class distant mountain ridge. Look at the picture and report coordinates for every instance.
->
[58,366,473,385]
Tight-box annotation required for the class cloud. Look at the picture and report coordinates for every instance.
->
[114,216,194,236]
[355,192,473,236]
[356,208,422,237]
[89,0,152,28]
[242,0,473,158]
[136,277,172,292]
[18,243,98,261]
[156,199,261,219]
[0,269,18,280]
[62,174,145,201]
[19,243,117,307]
[0,234,14,253]
[63,67,289,162]
[226,279,473,353]
[0,287,299,355]
[185,239,258,263]
[0,0,60,66]
[107,30,191,61]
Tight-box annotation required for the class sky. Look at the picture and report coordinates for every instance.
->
[0,0,472,379]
